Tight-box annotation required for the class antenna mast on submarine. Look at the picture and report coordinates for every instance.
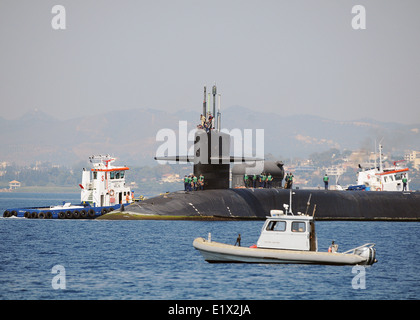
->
[212,83,217,129]
[203,86,207,120]
[217,93,221,131]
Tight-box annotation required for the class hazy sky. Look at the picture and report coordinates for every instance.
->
[1,0,419,124]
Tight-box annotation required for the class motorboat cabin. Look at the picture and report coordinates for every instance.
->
[257,210,317,251]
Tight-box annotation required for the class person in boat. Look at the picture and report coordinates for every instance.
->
[323,174,329,190]
[184,175,189,191]
[244,173,249,188]
[267,173,273,189]
[290,173,294,188]
[284,173,289,189]
[187,175,193,191]
[204,112,213,131]
[328,241,338,253]
[199,174,204,190]
[260,173,266,188]
[190,175,194,191]
[192,175,198,191]
[234,233,241,246]
[252,174,257,188]
[200,114,205,127]
[402,174,408,191]
[286,172,294,189]
[208,113,214,129]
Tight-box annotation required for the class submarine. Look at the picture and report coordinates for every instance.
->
[100,85,420,221]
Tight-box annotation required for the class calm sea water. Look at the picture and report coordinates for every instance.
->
[0,193,419,301]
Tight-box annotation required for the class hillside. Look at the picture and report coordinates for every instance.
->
[0,107,419,166]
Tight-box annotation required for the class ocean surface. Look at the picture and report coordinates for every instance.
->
[0,192,419,300]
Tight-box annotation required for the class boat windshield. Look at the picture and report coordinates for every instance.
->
[266,220,286,231]
[291,221,306,232]
[110,171,125,179]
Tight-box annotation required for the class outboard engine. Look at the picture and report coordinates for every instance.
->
[355,245,377,265]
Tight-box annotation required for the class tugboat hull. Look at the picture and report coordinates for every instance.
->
[3,204,122,219]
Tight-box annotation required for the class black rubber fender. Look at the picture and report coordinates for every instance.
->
[88,209,95,218]
[65,211,73,219]
[38,212,46,219]
[58,212,66,219]
[80,209,87,218]
[24,212,31,219]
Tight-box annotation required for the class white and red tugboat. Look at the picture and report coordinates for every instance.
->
[348,144,410,191]
[3,155,134,219]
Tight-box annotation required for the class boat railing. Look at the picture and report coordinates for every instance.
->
[342,243,375,255]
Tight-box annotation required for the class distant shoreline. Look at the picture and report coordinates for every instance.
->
[0,186,79,193]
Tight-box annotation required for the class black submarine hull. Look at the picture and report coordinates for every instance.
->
[101,188,420,221]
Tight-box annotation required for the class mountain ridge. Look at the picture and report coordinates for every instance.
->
[0,106,418,166]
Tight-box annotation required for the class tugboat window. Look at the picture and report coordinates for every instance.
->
[93,172,97,179]
[266,221,286,231]
[115,171,120,179]
[110,171,115,179]
[291,222,306,232]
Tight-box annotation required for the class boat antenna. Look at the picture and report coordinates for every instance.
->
[374,140,377,169]
[378,137,384,172]
[379,144,382,171]
[312,204,317,217]
[288,189,295,215]
[305,193,312,215]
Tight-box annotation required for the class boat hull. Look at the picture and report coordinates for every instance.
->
[193,237,373,265]
[3,204,122,219]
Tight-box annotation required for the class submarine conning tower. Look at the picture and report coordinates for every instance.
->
[193,129,231,189]
[155,84,264,190]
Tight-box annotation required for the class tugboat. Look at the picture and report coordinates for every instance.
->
[348,144,410,191]
[193,205,377,265]
[2,155,133,219]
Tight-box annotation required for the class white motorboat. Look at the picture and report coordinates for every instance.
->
[193,209,377,265]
